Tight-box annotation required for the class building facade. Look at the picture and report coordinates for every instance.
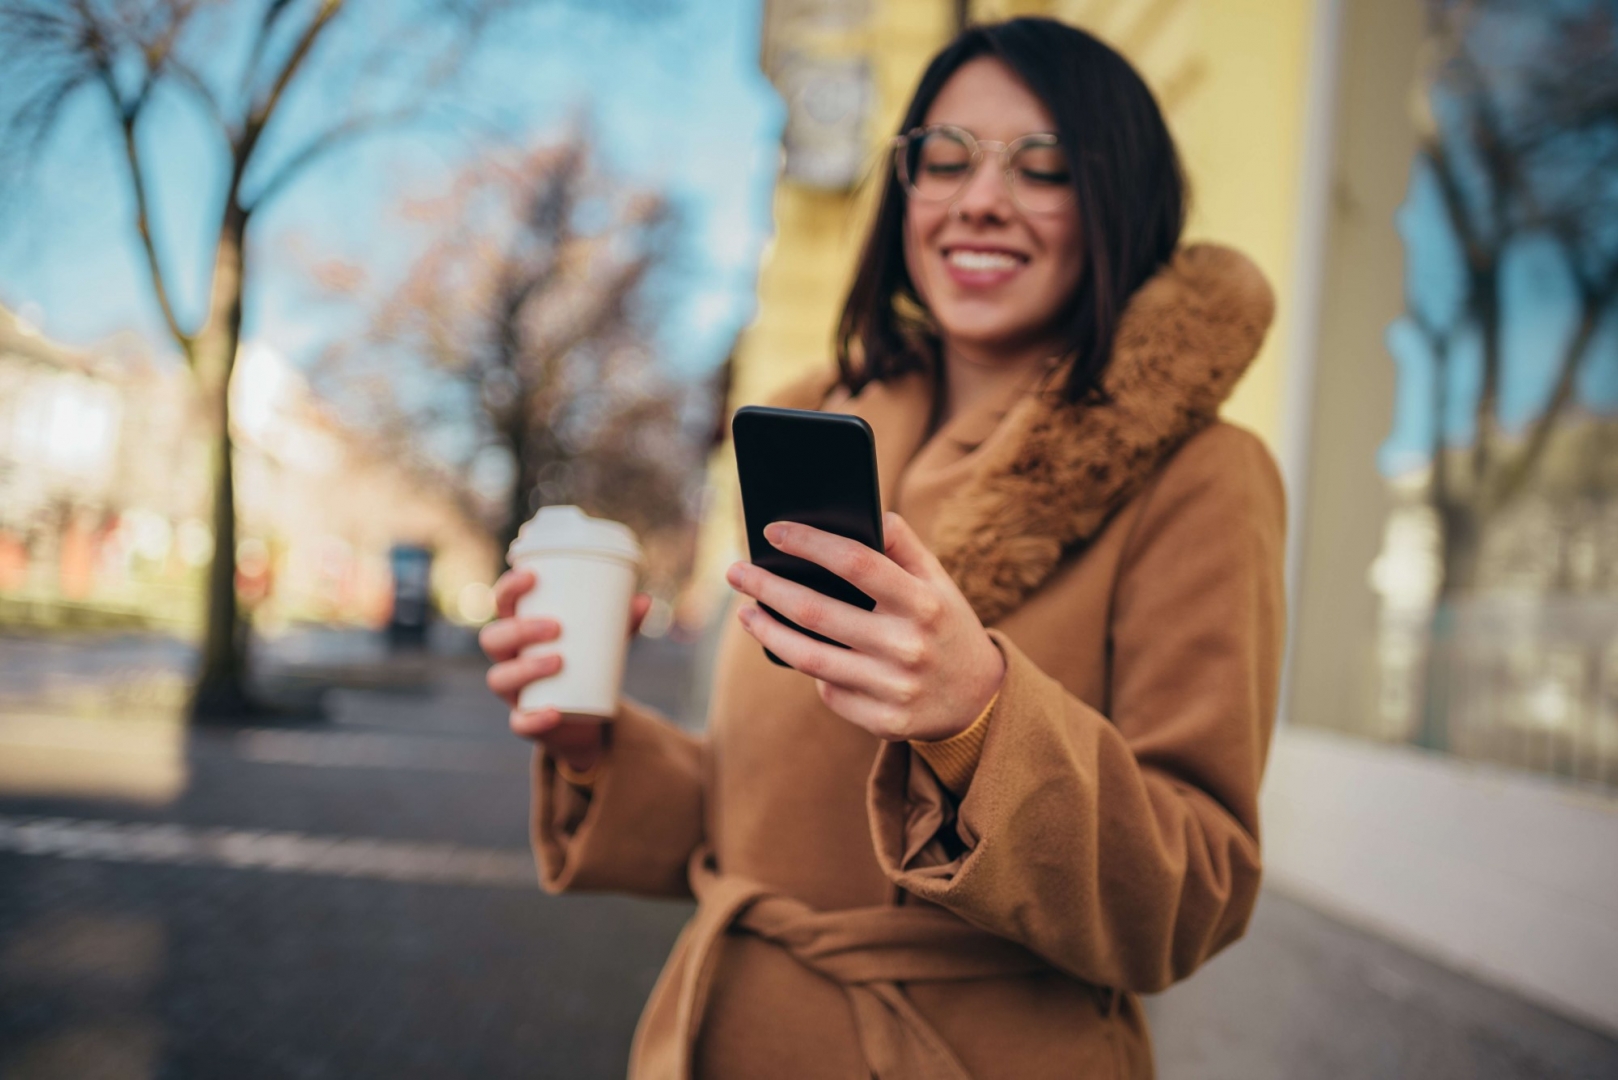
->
[0,309,498,639]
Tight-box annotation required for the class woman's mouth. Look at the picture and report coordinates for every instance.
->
[942,246,1028,287]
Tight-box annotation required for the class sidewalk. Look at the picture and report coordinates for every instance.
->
[0,629,1614,1078]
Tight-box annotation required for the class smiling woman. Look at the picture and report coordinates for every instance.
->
[484,17,1285,1080]
[842,19,1187,415]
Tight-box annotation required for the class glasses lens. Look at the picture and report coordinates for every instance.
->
[905,129,973,201]
[1008,138,1074,213]
[1003,137,1067,213]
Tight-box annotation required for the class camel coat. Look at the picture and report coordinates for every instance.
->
[532,245,1287,1079]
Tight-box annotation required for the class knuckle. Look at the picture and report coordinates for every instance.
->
[892,677,922,706]
[917,595,945,629]
[795,597,826,629]
[842,547,875,580]
[892,632,925,670]
[879,707,912,740]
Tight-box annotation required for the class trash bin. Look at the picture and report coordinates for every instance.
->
[387,544,434,649]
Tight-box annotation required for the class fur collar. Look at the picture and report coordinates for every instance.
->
[934,244,1274,623]
[774,243,1274,625]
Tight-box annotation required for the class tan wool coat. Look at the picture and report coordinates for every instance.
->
[532,244,1288,1079]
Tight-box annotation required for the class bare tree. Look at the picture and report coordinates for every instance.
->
[317,135,705,593]
[1404,0,1618,595]
[0,0,657,718]
[1393,0,1618,749]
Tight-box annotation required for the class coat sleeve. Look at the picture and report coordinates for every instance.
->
[532,698,705,899]
[866,424,1286,993]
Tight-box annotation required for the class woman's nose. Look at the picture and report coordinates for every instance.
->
[951,157,1015,222]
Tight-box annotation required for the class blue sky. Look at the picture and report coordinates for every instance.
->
[1377,17,1618,480]
[0,0,784,380]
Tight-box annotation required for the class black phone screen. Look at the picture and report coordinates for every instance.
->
[732,405,885,667]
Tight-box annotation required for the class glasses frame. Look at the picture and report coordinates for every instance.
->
[891,123,1077,215]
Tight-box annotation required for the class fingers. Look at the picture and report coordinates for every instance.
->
[510,710,608,772]
[478,617,560,662]
[726,561,902,656]
[736,605,896,698]
[881,512,944,580]
[510,706,563,738]
[493,568,536,620]
[628,593,653,639]
[761,522,923,615]
[814,680,914,741]
[486,651,563,706]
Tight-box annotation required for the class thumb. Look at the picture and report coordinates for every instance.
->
[882,512,941,580]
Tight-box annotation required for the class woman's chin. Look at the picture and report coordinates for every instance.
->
[936,320,1050,361]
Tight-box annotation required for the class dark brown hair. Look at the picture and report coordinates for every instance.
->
[835,18,1187,403]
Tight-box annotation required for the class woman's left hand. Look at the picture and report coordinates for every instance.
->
[725,512,1005,743]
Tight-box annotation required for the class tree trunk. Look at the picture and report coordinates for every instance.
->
[1418,501,1485,751]
[189,210,251,721]
[500,411,535,568]
[1436,500,1484,597]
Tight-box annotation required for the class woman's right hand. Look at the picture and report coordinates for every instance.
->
[481,567,648,774]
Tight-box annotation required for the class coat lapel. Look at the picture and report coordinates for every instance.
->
[826,370,933,516]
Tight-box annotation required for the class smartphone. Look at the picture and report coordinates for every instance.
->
[732,405,885,668]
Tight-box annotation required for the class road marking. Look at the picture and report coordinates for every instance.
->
[0,816,539,890]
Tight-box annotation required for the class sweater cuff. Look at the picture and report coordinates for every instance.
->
[910,691,998,796]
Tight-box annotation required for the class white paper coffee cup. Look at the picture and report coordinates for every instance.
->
[506,505,643,719]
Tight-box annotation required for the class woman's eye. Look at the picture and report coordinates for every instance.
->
[1018,169,1070,186]
[923,162,969,177]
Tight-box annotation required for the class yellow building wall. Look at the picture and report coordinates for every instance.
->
[994,0,1314,443]
[731,0,956,413]
[686,0,1317,618]
[686,0,954,618]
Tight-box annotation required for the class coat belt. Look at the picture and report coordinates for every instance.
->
[632,847,1051,1080]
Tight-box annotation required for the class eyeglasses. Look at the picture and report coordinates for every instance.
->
[892,124,1076,214]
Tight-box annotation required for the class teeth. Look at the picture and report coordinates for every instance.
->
[947,249,1020,271]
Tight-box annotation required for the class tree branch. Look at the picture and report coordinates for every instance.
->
[95,65,193,351]
[245,0,301,93]
[1493,271,1618,507]
[242,107,419,214]
[241,0,344,159]
[166,58,231,140]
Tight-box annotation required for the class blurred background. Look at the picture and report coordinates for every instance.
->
[1,0,1615,1077]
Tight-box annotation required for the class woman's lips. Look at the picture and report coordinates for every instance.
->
[941,246,1028,288]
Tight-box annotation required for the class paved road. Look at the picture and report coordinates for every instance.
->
[0,630,1614,1079]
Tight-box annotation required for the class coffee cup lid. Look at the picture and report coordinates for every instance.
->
[507,505,642,564]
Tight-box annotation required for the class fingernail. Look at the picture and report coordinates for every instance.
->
[725,563,745,585]
[738,606,753,626]
[764,522,787,544]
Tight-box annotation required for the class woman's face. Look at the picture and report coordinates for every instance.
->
[903,57,1084,362]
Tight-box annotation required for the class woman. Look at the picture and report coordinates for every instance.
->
[482,17,1284,1079]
